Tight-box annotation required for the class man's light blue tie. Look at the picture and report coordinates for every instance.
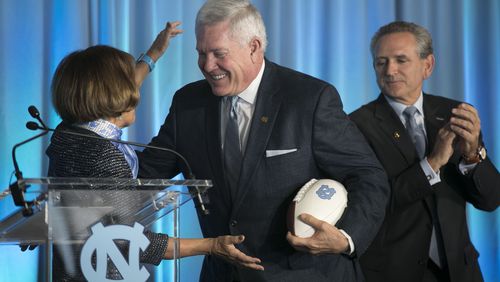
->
[403,106,426,159]
[403,106,443,268]
[223,96,242,191]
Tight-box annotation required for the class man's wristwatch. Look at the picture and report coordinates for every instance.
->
[463,145,487,164]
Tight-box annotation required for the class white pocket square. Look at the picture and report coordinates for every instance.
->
[265,148,298,158]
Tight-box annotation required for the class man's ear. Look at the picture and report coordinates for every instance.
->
[249,37,263,63]
[423,54,435,80]
[249,37,262,53]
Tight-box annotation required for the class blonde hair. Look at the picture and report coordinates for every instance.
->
[51,45,139,124]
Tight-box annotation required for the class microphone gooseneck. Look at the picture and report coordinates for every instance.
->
[27,123,196,180]
[10,131,49,216]
[9,112,51,216]
[25,109,210,215]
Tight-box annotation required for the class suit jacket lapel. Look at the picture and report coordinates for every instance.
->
[423,95,439,155]
[423,94,450,159]
[374,94,418,165]
[233,61,282,209]
[376,94,437,215]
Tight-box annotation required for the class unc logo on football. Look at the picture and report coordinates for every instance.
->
[316,185,336,200]
[288,179,348,238]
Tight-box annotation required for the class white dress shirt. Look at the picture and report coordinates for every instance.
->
[221,61,265,154]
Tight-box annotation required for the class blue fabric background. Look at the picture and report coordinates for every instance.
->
[1,1,498,281]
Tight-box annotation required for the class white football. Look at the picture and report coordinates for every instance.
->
[287,179,348,238]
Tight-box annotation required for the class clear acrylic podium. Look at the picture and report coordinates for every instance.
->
[0,177,212,282]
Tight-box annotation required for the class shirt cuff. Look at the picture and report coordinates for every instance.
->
[420,158,441,186]
[339,229,355,255]
[458,159,478,175]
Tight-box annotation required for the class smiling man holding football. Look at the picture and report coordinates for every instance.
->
[138,0,390,281]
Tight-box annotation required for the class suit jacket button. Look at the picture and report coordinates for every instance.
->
[418,259,426,265]
[230,220,238,227]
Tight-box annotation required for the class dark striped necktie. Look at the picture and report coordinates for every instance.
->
[223,96,242,191]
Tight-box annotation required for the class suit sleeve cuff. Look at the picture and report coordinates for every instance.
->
[420,158,441,186]
[339,229,355,255]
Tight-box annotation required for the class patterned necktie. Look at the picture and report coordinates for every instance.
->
[404,106,444,267]
[223,96,242,190]
[403,106,426,159]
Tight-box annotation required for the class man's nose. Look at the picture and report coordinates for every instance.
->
[201,54,217,73]
[385,60,398,76]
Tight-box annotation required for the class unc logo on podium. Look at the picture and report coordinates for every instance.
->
[80,222,150,282]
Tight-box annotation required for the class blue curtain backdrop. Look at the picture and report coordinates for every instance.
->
[1,0,498,281]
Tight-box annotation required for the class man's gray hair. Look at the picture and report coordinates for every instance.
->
[370,21,433,59]
[196,0,268,51]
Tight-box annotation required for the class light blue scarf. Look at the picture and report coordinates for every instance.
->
[76,119,138,178]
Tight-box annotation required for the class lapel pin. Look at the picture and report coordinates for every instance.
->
[394,131,401,139]
[436,117,444,121]
[260,116,268,123]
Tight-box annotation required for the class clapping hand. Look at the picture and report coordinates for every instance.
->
[450,103,481,158]
[427,123,456,171]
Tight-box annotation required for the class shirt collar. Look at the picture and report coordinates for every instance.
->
[384,92,425,118]
[237,60,265,105]
[75,119,122,140]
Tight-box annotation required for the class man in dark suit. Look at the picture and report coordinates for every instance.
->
[350,21,500,282]
[138,0,389,281]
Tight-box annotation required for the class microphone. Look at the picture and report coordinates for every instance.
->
[26,108,210,215]
[10,122,50,216]
[26,121,40,131]
[28,105,48,129]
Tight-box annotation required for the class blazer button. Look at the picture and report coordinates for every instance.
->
[230,220,238,227]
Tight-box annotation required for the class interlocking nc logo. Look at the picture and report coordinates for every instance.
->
[316,185,336,200]
[80,222,151,282]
